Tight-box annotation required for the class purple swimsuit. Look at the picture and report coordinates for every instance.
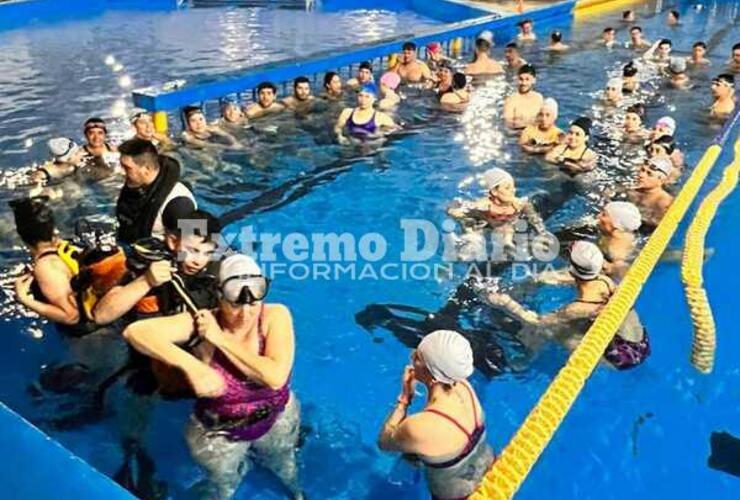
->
[195,305,290,441]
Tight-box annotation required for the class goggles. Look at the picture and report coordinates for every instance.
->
[219,274,270,305]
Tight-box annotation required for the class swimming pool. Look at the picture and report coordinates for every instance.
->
[1,0,739,498]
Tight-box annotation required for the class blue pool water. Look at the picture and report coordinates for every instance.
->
[1,0,740,499]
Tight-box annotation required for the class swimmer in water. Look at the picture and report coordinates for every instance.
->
[29,137,86,184]
[425,42,450,73]
[244,82,285,120]
[622,104,651,143]
[517,19,537,43]
[666,9,680,26]
[181,106,243,150]
[729,43,740,73]
[666,57,690,88]
[519,98,563,154]
[597,201,642,280]
[129,109,174,151]
[215,98,250,134]
[709,73,736,119]
[447,167,546,251]
[80,117,120,174]
[629,156,674,228]
[436,66,470,109]
[123,254,304,500]
[504,43,528,72]
[465,30,504,76]
[282,76,315,113]
[378,330,495,500]
[622,10,636,23]
[10,196,80,326]
[378,72,401,111]
[628,26,651,50]
[503,64,544,130]
[644,39,672,66]
[687,41,711,67]
[646,135,683,183]
[485,241,650,370]
[547,31,569,52]
[322,72,344,101]
[346,61,374,90]
[603,78,624,107]
[601,27,617,49]
[392,42,433,84]
[545,117,598,174]
[334,84,397,144]
[622,62,640,94]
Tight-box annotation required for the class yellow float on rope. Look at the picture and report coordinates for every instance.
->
[152,111,169,134]
[387,53,398,70]
[682,139,740,374]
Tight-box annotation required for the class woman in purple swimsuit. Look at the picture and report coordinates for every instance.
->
[124,254,302,499]
[334,83,397,144]
[379,330,495,499]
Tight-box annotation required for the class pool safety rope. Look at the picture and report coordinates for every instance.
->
[470,120,739,498]
[682,139,740,374]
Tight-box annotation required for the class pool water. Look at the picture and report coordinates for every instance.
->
[1,0,740,499]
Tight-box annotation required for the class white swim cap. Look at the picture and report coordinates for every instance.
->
[569,241,604,280]
[479,167,514,191]
[605,201,642,232]
[47,137,78,162]
[542,97,558,117]
[648,156,673,177]
[655,116,676,136]
[417,330,474,384]
[607,77,623,90]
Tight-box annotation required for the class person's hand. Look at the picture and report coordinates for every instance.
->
[29,169,50,185]
[486,291,510,307]
[187,364,226,398]
[144,260,172,288]
[337,134,349,146]
[14,272,34,306]
[195,309,222,343]
[398,365,416,406]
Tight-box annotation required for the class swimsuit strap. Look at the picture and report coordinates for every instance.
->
[424,408,473,441]
[257,303,267,355]
[462,382,479,429]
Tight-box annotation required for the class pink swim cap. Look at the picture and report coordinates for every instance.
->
[426,42,442,54]
[380,71,401,90]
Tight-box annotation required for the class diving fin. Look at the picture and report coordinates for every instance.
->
[709,431,740,478]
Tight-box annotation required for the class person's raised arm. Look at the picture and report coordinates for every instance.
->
[199,304,295,390]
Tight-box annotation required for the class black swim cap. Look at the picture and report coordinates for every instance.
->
[713,73,735,86]
[650,135,676,154]
[623,62,638,77]
[626,103,646,119]
[571,117,592,136]
[9,196,55,246]
[551,31,563,43]
[505,42,518,49]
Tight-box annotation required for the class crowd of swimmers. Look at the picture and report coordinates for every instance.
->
[4,7,739,500]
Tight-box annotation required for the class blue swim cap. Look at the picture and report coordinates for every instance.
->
[359,83,379,98]
[219,94,239,107]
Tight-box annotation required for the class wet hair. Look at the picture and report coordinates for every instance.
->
[293,76,310,89]
[402,42,417,51]
[626,103,646,119]
[518,18,533,27]
[693,41,707,49]
[623,62,638,77]
[622,10,634,19]
[733,43,740,51]
[475,38,491,51]
[669,9,680,20]
[84,117,107,134]
[118,138,160,169]
[164,208,221,243]
[659,38,672,47]
[714,73,735,85]
[505,42,518,50]
[551,31,563,43]
[518,64,536,77]
[603,27,615,34]
[182,105,204,122]
[257,81,277,93]
[359,61,373,72]
[323,71,339,89]
[650,135,676,154]
[630,26,642,33]
[9,197,55,246]
[452,72,467,90]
